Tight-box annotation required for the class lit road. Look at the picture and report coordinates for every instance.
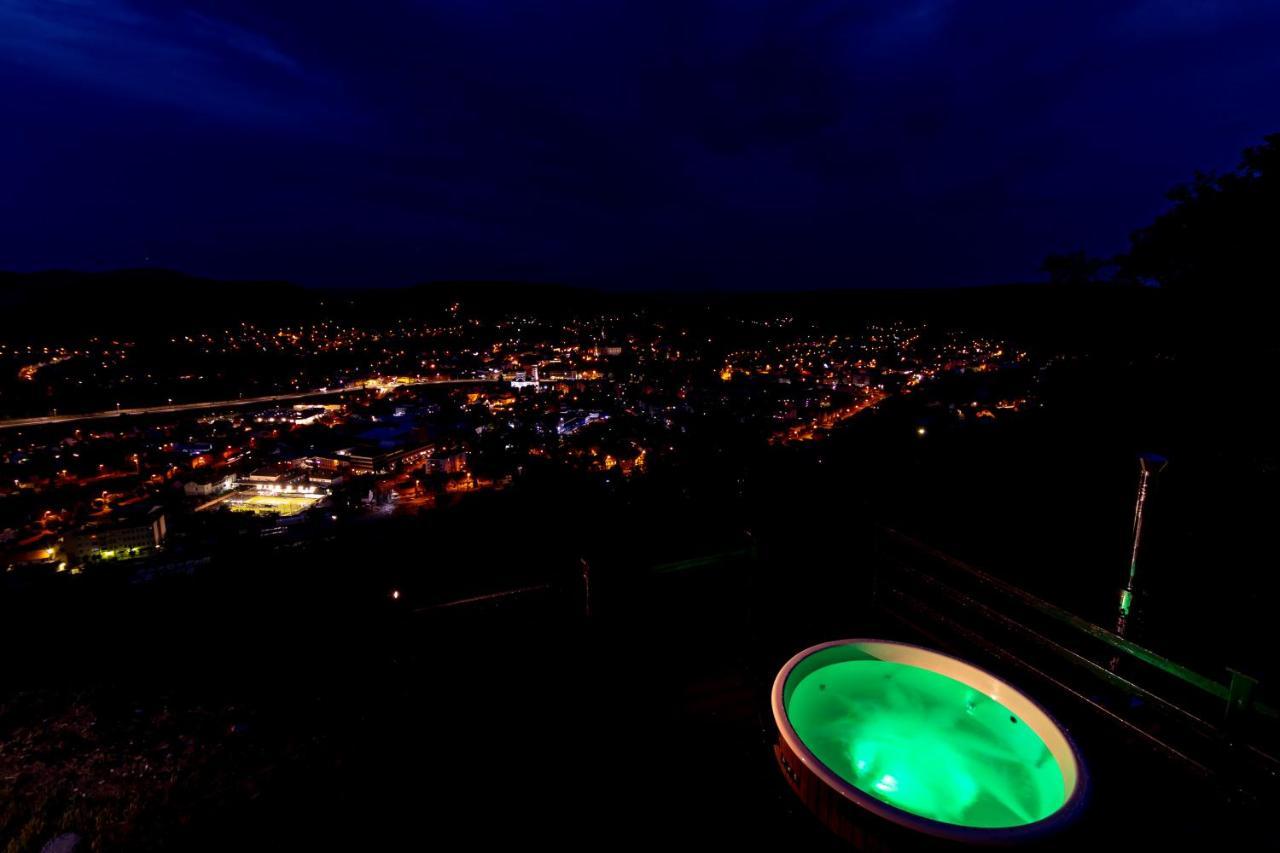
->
[768,388,889,445]
[0,378,500,430]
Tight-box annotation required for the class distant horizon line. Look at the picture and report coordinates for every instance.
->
[1,265,1075,295]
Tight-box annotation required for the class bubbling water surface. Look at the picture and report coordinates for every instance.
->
[787,660,1067,828]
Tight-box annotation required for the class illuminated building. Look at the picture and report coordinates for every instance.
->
[326,442,432,475]
[304,467,346,489]
[239,463,308,492]
[61,508,167,565]
[173,441,215,457]
[511,366,540,389]
[290,405,329,425]
[423,449,468,474]
[556,412,605,436]
[183,472,237,497]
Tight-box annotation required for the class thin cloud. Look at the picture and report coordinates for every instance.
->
[0,0,328,124]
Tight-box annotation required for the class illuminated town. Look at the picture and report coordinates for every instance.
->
[1,305,1035,576]
[4,3,1279,851]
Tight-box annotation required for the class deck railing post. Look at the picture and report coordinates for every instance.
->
[1225,669,1258,725]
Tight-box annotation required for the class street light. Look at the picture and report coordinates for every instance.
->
[1114,453,1168,645]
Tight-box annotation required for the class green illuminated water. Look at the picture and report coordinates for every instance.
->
[787,660,1066,828]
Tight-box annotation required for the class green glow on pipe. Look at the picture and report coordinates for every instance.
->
[787,660,1066,828]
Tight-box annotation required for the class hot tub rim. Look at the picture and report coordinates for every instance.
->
[771,638,1088,845]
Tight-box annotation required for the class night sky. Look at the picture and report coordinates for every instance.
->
[3,1,1278,289]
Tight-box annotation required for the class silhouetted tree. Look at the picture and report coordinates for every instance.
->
[1120,133,1280,291]
[1041,250,1110,286]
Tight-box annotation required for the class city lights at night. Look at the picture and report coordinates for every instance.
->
[3,2,1280,851]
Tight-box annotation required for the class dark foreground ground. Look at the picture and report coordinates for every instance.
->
[3,512,1269,851]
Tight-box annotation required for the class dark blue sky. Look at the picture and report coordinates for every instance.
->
[2,1,1278,289]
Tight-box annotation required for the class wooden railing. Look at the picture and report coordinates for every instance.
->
[871,526,1279,799]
